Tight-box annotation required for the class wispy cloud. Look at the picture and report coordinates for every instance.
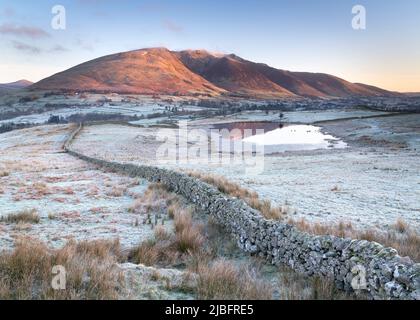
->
[12,40,41,54]
[162,19,183,33]
[49,45,70,52]
[10,40,69,55]
[0,23,50,39]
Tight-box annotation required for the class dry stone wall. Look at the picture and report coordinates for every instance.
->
[65,124,419,300]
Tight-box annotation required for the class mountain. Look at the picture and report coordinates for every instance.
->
[31,48,225,96]
[31,48,399,99]
[0,80,33,90]
[177,50,399,98]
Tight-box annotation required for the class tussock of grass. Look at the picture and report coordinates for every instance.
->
[373,227,420,262]
[128,183,177,214]
[129,201,203,265]
[167,196,185,219]
[128,239,161,266]
[75,238,123,261]
[1,209,40,224]
[247,197,286,220]
[188,171,287,220]
[188,171,256,199]
[196,259,273,300]
[174,209,193,233]
[154,225,170,241]
[176,227,204,253]
[394,218,408,234]
[0,238,124,299]
[0,171,10,177]
[128,239,179,267]
[173,207,204,254]
[143,183,175,203]
[106,186,126,197]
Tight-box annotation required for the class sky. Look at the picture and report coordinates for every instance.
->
[0,0,419,92]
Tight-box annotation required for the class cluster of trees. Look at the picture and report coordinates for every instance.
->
[0,103,85,121]
[47,113,145,124]
[18,95,39,103]
[0,122,33,134]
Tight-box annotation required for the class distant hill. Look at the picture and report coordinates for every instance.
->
[0,80,33,90]
[0,80,33,96]
[31,48,400,99]
[403,92,420,97]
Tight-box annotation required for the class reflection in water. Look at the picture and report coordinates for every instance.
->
[211,122,347,154]
[211,122,282,140]
[243,124,347,153]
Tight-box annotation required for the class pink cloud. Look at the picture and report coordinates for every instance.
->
[0,23,50,38]
[49,45,70,52]
[12,40,41,54]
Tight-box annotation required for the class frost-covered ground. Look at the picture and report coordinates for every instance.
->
[0,102,207,125]
[0,120,368,300]
[0,125,174,250]
[189,108,391,125]
[0,92,213,125]
[71,113,420,232]
[0,104,156,125]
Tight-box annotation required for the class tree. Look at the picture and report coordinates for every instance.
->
[48,115,61,124]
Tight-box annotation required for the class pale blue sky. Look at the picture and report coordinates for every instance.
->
[0,0,419,91]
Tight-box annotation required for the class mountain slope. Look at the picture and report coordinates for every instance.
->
[177,50,397,98]
[176,50,296,98]
[291,72,397,98]
[31,48,225,96]
[31,47,398,98]
[251,64,327,98]
[353,82,400,97]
